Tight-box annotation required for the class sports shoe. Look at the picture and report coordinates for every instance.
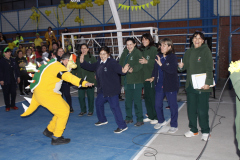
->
[201,133,210,141]
[184,131,199,137]
[78,112,86,116]
[143,118,151,122]
[87,112,93,116]
[43,128,53,138]
[154,121,167,129]
[20,92,25,96]
[168,127,178,133]
[51,136,71,145]
[150,120,158,124]
[134,122,144,127]
[95,121,108,126]
[5,108,10,112]
[125,119,133,124]
[11,106,18,110]
[114,127,128,133]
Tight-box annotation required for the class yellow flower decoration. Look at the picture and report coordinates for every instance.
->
[229,60,240,74]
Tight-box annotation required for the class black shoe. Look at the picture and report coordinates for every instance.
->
[114,127,128,133]
[166,106,170,109]
[70,108,74,113]
[125,119,133,124]
[20,92,25,96]
[134,122,144,127]
[87,112,93,116]
[95,121,108,126]
[43,128,53,138]
[78,112,86,116]
[51,136,71,145]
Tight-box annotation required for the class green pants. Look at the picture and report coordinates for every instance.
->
[186,85,210,133]
[78,87,94,113]
[144,81,157,120]
[125,86,144,122]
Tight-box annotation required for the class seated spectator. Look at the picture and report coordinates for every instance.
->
[26,47,35,64]
[48,42,58,59]
[16,33,24,43]
[0,32,7,53]
[15,50,29,96]
[42,45,49,61]
[35,46,43,63]
[16,44,26,57]
[34,33,43,47]
[12,37,20,56]
[45,26,57,50]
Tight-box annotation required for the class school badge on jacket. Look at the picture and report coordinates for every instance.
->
[197,57,201,62]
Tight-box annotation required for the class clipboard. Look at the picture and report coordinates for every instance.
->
[191,73,215,89]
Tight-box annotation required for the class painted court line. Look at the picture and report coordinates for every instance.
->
[132,102,186,160]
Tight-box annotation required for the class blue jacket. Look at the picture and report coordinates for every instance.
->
[152,52,179,92]
[0,57,20,84]
[80,57,125,97]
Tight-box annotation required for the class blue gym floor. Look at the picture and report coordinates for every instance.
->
[0,97,184,160]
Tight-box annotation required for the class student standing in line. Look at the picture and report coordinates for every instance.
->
[72,43,97,116]
[0,48,20,112]
[15,50,29,96]
[80,46,129,133]
[149,38,179,133]
[119,38,144,127]
[178,31,213,141]
[139,33,158,125]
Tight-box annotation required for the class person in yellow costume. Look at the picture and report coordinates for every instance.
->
[45,27,57,51]
[21,53,94,145]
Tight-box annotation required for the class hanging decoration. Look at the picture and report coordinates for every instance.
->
[58,0,66,8]
[119,0,160,11]
[45,10,51,16]
[29,7,41,31]
[94,0,105,6]
[74,16,84,24]
[131,0,138,5]
[66,0,94,9]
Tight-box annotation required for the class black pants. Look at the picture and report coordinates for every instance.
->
[2,83,17,108]
[60,82,72,109]
[19,72,29,93]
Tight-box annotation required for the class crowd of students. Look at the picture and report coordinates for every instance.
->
[0,30,213,142]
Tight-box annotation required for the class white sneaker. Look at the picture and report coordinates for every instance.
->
[184,130,199,137]
[201,133,210,141]
[168,127,178,133]
[143,118,151,122]
[154,121,167,129]
[150,120,158,124]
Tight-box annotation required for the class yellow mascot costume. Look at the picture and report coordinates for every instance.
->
[21,53,93,145]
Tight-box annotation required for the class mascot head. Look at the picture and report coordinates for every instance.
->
[61,53,77,71]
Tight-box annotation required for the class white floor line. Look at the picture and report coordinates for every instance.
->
[132,102,186,160]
